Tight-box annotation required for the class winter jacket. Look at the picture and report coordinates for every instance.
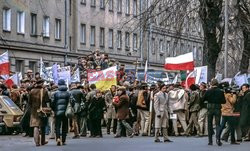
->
[240,90,250,127]
[88,97,105,119]
[203,86,226,110]
[136,90,150,111]
[168,88,188,112]
[199,89,207,109]
[29,86,50,127]
[189,90,200,112]
[221,93,237,116]
[52,85,70,117]
[70,88,85,113]
[113,95,130,120]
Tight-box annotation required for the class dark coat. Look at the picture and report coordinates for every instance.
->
[240,91,250,127]
[113,95,130,120]
[51,85,70,117]
[70,88,85,113]
[203,86,226,110]
[189,90,200,112]
[88,97,105,119]
[29,86,50,127]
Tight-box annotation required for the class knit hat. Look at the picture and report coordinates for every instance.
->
[58,79,66,86]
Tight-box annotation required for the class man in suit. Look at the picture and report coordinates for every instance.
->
[154,84,172,143]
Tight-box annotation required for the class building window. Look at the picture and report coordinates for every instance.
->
[198,46,202,60]
[117,30,122,49]
[100,0,105,9]
[117,0,122,13]
[133,33,138,51]
[125,32,130,50]
[180,43,184,53]
[29,61,37,73]
[109,0,113,11]
[43,16,50,37]
[55,19,61,40]
[108,29,113,48]
[126,0,130,15]
[16,60,24,74]
[81,0,86,5]
[30,13,37,35]
[3,8,11,31]
[17,11,25,34]
[133,0,137,17]
[159,39,163,53]
[90,26,96,46]
[193,46,197,60]
[100,27,105,47]
[166,41,170,56]
[80,24,86,44]
[91,0,96,7]
[152,38,155,54]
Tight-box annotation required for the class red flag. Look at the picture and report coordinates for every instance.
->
[0,52,9,79]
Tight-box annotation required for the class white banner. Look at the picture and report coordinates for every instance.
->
[58,66,71,84]
[71,68,80,83]
[234,72,248,87]
[195,66,208,84]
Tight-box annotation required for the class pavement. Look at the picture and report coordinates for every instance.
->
[0,134,249,151]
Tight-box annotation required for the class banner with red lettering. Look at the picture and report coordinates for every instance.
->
[87,66,117,91]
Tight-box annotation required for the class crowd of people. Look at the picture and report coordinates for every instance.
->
[0,51,250,147]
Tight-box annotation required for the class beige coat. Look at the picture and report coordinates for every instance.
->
[168,88,188,112]
[154,91,169,128]
[105,91,116,119]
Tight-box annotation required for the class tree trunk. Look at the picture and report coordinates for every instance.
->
[240,31,250,74]
[199,0,223,81]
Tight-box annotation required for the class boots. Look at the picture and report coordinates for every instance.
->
[34,127,40,147]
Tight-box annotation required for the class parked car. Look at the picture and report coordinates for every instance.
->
[0,96,23,135]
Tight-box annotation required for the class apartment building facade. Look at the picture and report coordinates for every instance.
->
[0,0,203,75]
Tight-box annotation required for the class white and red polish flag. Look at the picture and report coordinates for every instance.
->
[164,52,194,71]
[0,51,10,79]
[5,73,18,88]
[185,70,196,89]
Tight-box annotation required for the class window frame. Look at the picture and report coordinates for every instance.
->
[90,26,96,46]
[108,29,114,49]
[80,24,86,44]
[30,13,37,36]
[100,27,105,47]
[55,18,61,40]
[43,16,50,37]
[2,8,11,32]
[17,11,25,34]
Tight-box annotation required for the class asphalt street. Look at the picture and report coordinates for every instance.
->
[0,134,250,151]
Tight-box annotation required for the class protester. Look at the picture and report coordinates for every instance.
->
[29,79,50,147]
[154,84,172,143]
[239,84,250,141]
[113,86,134,138]
[202,79,226,146]
[198,82,208,136]
[70,82,85,139]
[88,90,105,137]
[105,85,117,135]
[136,83,150,136]
[218,87,239,145]
[51,79,70,146]
[168,84,188,136]
[185,84,202,136]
